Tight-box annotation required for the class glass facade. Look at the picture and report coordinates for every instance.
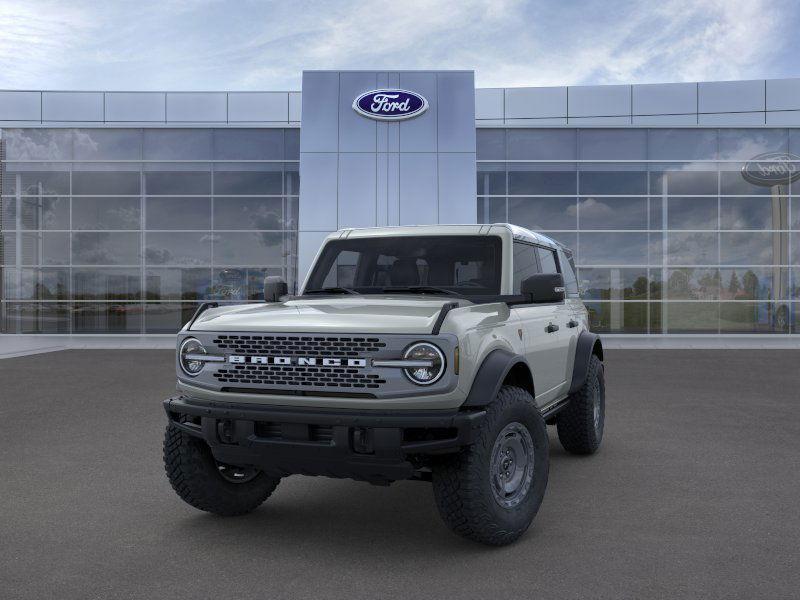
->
[1,125,799,336]
[0,128,299,333]
[478,128,800,335]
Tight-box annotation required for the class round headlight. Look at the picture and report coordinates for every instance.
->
[403,342,445,385]
[179,337,206,376]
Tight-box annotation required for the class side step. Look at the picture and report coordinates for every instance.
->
[540,397,571,424]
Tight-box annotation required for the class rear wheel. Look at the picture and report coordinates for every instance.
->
[556,354,605,455]
[163,422,280,516]
[431,386,549,546]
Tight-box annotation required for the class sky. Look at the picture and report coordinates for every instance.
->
[0,0,798,91]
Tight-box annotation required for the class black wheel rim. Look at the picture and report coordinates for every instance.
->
[490,422,535,509]
[216,461,259,484]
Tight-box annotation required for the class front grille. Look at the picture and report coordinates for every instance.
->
[212,335,386,357]
[213,364,387,389]
[210,334,390,391]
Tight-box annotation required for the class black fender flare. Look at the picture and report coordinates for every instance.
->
[568,331,603,395]
[462,348,533,408]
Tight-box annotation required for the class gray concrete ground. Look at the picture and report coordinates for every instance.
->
[1,349,798,600]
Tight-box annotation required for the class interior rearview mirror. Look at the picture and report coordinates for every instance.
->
[521,273,565,304]
[264,276,288,302]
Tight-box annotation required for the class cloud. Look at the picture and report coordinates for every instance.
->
[0,0,795,90]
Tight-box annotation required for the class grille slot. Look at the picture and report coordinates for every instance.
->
[212,335,386,357]
[252,422,334,445]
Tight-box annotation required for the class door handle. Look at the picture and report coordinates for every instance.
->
[545,322,559,333]
[567,320,579,328]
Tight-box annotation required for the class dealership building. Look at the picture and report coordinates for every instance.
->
[1,70,799,345]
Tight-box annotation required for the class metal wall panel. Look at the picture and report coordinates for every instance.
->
[437,71,476,152]
[475,88,504,120]
[228,92,288,122]
[289,92,302,122]
[338,72,377,152]
[398,72,438,152]
[438,153,477,224]
[166,92,227,122]
[105,92,165,122]
[504,117,568,126]
[42,92,103,121]
[698,112,765,125]
[632,114,698,125]
[698,80,764,113]
[505,86,567,119]
[569,116,631,125]
[338,152,377,227]
[632,82,696,115]
[0,91,41,121]
[766,110,800,126]
[300,72,339,152]
[766,79,800,111]
[386,152,401,225]
[298,152,338,230]
[569,85,631,117]
[399,153,438,225]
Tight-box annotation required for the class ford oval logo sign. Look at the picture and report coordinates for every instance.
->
[353,89,428,121]
[741,152,800,187]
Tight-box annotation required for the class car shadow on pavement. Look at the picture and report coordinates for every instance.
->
[164,431,580,559]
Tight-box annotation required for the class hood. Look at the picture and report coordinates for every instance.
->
[189,296,461,334]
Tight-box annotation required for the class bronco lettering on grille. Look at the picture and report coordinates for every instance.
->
[228,355,368,368]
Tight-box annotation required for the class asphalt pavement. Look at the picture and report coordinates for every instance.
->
[1,349,798,600]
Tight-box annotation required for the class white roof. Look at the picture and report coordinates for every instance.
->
[330,223,565,251]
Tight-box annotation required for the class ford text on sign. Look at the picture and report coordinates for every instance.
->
[352,89,428,121]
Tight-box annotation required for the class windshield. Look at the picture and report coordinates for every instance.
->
[304,235,502,296]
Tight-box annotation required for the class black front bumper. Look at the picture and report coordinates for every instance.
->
[163,396,486,483]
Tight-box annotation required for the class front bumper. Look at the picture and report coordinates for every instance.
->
[163,396,486,483]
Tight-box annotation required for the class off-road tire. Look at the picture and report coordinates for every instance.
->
[556,354,604,455]
[163,423,280,516]
[431,386,549,546]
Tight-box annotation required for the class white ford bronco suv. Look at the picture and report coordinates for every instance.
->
[163,224,605,545]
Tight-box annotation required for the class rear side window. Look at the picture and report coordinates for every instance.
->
[536,247,559,274]
[559,248,580,297]
[513,241,540,293]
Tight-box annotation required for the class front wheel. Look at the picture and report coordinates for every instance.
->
[431,386,549,546]
[163,422,280,516]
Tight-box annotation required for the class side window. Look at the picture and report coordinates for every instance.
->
[559,249,580,297]
[513,241,540,293]
[536,247,559,274]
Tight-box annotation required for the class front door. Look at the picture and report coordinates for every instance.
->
[512,242,570,405]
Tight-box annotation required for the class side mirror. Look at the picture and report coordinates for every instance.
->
[263,276,288,302]
[521,273,565,304]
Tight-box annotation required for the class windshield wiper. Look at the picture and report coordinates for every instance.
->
[380,285,460,296]
[304,287,360,295]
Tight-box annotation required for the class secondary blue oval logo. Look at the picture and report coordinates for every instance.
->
[352,89,428,121]
[742,152,800,186]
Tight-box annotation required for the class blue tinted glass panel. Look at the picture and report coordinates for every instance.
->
[477,129,505,160]
[508,197,576,230]
[507,129,575,160]
[579,171,647,195]
[578,197,647,230]
[667,197,718,230]
[508,170,576,195]
[145,232,212,266]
